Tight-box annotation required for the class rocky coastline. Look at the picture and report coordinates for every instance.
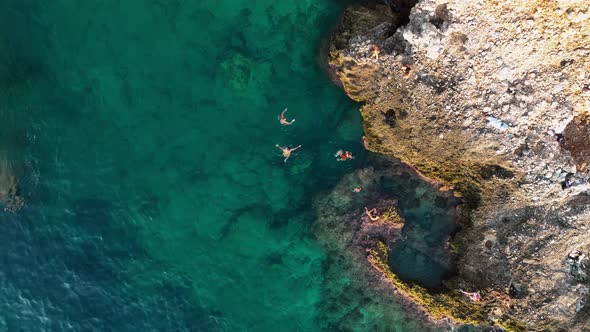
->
[326,0,590,331]
[312,155,479,330]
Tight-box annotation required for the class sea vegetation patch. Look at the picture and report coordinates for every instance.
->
[368,239,526,331]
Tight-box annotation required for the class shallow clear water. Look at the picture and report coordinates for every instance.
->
[1,1,449,331]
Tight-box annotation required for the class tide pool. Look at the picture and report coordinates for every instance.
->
[1,1,445,331]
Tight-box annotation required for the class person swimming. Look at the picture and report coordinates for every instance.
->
[335,150,354,161]
[278,108,295,126]
[353,186,362,193]
[276,144,301,162]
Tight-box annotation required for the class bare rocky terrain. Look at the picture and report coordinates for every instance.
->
[328,0,590,330]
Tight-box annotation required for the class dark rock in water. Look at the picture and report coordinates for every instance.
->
[434,196,447,209]
[403,195,420,209]
[312,155,474,328]
[265,252,284,266]
[0,158,24,212]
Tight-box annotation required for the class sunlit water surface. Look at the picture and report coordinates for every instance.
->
[0,1,454,331]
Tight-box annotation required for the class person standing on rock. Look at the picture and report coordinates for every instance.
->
[278,108,295,126]
[372,44,380,61]
[276,144,301,162]
[364,207,380,221]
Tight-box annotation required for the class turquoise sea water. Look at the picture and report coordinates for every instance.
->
[0,1,453,331]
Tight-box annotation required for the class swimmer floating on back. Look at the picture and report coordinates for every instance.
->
[353,186,362,193]
[335,150,354,161]
[278,108,295,126]
[276,144,301,163]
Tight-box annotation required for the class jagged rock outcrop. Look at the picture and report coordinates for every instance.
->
[312,156,483,331]
[329,0,590,330]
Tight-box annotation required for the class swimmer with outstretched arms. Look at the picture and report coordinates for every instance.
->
[278,108,295,126]
[276,144,301,162]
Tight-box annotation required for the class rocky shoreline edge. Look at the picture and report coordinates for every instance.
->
[322,1,590,331]
[312,154,508,331]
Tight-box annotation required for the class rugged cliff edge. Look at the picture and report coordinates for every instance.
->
[329,0,590,330]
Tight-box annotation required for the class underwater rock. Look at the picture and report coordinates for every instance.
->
[0,158,23,212]
[313,156,486,329]
[329,0,590,330]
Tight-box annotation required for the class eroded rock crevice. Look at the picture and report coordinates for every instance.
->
[313,155,484,329]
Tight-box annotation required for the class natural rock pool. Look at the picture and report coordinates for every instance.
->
[1,0,459,331]
[381,172,459,290]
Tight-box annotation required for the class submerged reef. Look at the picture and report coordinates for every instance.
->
[328,0,590,330]
[0,158,23,212]
[313,156,493,330]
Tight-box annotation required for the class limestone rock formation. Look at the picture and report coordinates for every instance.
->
[312,157,467,331]
[329,0,590,330]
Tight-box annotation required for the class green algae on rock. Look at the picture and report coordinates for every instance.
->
[312,155,483,330]
[329,0,590,330]
[367,240,486,326]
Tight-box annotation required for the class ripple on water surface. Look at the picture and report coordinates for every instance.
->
[1,0,446,331]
